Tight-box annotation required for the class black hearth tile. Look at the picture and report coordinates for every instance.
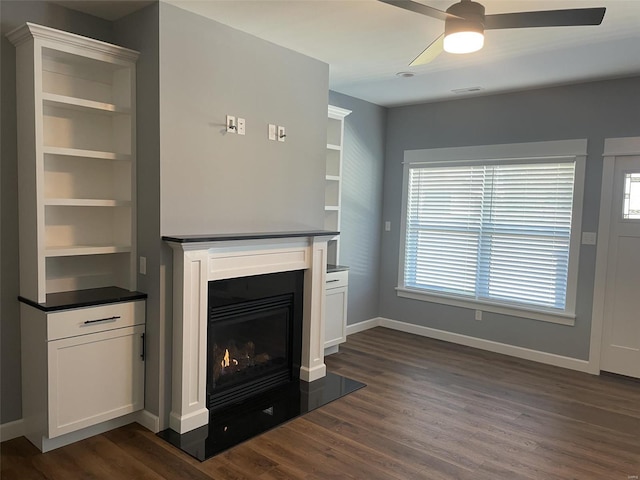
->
[157,372,365,462]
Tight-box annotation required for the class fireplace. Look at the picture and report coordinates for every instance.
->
[164,231,337,434]
[207,271,303,410]
[160,231,366,459]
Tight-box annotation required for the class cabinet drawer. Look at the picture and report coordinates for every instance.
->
[326,270,348,289]
[47,300,145,341]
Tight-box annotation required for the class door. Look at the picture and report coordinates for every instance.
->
[600,156,640,378]
[325,286,348,348]
[48,325,145,438]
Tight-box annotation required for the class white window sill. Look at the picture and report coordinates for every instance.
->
[396,287,576,326]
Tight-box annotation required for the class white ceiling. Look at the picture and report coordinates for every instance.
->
[57,0,640,107]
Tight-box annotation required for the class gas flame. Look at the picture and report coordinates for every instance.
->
[220,349,238,369]
[221,349,230,368]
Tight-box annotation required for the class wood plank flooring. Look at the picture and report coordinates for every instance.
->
[2,327,640,479]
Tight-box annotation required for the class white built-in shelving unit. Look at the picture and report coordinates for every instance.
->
[10,24,138,303]
[324,105,351,355]
[325,105,351,265]
[9,23,145,453]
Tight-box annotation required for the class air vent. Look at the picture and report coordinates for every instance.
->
[452,86,483,94]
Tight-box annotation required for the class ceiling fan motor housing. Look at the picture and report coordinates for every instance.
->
[445,0,486,37]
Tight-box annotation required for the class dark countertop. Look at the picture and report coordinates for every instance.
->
[162,230,339,243]
[327,264,349,273]
[19,286,147,312]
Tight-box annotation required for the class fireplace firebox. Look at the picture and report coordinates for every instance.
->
[207,271,303,411]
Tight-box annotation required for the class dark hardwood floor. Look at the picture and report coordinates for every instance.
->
[3,327,640,479]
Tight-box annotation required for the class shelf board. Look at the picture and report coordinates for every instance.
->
[45,245,131,257]
[43,146,131,161]
[43,92,130,115]
[325,206,340,211]
[45,198,131,207]
[325,175,340,182]
[327,144,341,151]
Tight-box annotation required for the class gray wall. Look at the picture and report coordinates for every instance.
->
[328,91,386,325]
[381,77,640,360]
[159,3,329,235]
[1,1,115,424]
[113,3,162,419]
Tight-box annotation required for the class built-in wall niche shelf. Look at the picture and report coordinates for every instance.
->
[43,102,131,154]
[325,106,351,266]
[45,253,132,294]
[325,149,341,178]
[45,245,132,257]
[8,22,138,304]
[41,45,132,108]
[44,204,131,249]
[43,92,131,115]
[43,146,132,161]
[44,199,131,207]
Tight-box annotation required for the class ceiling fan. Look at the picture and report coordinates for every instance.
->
[380,0,606,66]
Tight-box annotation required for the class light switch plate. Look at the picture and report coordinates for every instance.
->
[277,126,286,142]
[226,115,236,133]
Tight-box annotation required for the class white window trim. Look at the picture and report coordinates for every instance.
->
[398,139,587,326]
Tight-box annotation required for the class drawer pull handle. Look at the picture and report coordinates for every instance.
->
[83,316,120,325]
[326,279,340,283]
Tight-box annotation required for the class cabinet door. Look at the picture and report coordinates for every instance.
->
[325,286,348,348]
[47,325,144,438]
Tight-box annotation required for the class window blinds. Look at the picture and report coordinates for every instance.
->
[404,160,576,311]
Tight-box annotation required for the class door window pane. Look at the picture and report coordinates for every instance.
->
[623,172,640,219]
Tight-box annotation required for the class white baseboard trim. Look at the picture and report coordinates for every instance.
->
[136,409,160,433]
[1,409,160,446]
[0,418,24,442]
[345,317,382,336]
[37,413,139,453]
[378,318,591,373]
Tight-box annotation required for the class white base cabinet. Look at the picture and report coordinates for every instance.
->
[20,299,145,451]
[324,269,348,353]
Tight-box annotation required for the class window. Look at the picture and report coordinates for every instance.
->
[623,172,640,220]
[398,141,586,324]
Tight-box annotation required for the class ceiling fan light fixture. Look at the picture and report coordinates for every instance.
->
[444,30,484,53]
[443,0,485,54]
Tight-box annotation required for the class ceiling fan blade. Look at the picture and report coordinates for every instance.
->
[378,0,461,22]
[485,7,606,30]
[409,33,444,66]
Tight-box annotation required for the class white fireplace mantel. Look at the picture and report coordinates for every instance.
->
[163,231,337,434]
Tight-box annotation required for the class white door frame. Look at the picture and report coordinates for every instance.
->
[589,136,640,374]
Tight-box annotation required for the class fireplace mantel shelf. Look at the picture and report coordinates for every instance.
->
[162,230,339,243]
